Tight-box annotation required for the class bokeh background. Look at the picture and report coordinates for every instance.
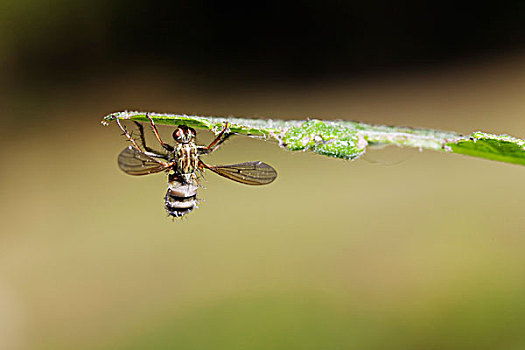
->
[1,1,525,349]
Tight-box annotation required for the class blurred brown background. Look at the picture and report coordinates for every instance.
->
[1,1,525,349]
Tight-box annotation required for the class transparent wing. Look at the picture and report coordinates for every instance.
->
[117,146,168,176]
[205,161,277,185]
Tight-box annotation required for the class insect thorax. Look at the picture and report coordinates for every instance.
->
[174,143,199,182]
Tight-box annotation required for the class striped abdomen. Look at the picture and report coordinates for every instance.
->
[164,173,199,218]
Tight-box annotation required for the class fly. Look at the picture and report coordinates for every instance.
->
[115,114,277,218]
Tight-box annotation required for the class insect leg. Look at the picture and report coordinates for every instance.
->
[133,121,169,159]
[115,118,143,152]
[192,172,200,186]
[199,122,233,154]
[146,113,173,152]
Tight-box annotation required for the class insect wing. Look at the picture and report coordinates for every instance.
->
[118,146,167,176]
[206,161,277,185]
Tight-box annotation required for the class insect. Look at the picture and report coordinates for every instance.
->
[115,114,277,218]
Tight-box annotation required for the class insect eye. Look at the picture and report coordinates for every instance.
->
[173,129,182,140]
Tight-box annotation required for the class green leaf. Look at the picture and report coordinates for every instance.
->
[103,111,525,166]
[448,132,525,166]
[281,120,366,159]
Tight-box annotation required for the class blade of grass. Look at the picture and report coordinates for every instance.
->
[103,111,525,166]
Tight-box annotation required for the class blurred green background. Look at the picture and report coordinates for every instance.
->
[1,1,525,349]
